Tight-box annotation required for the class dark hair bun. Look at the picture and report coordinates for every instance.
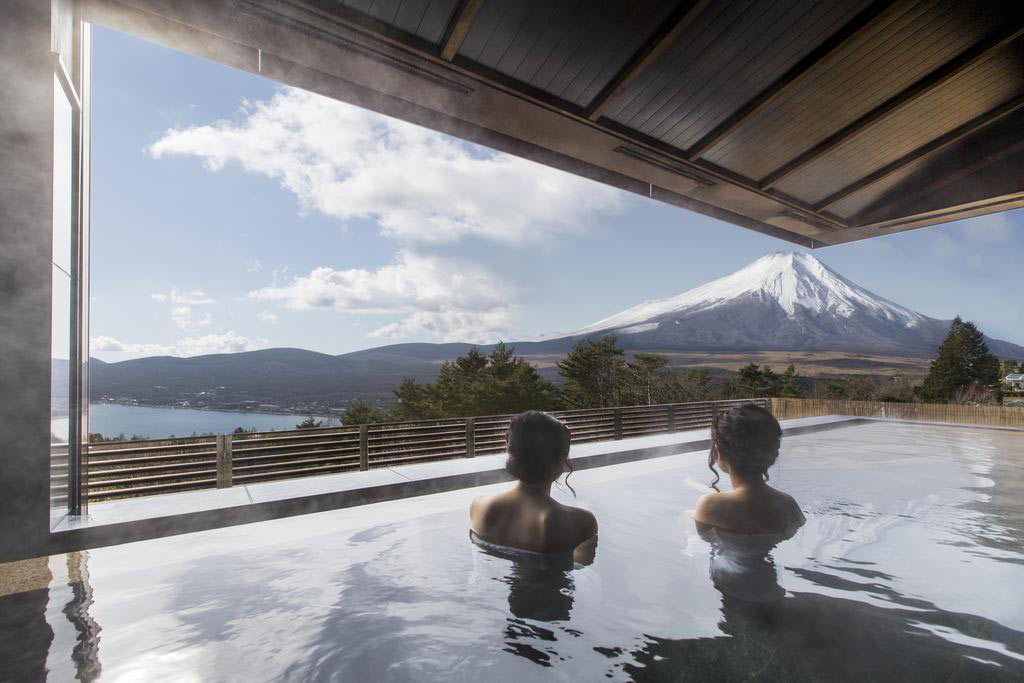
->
[505,411,571,483]
[712,404,782,478]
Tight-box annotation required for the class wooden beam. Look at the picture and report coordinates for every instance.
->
[686,0,894,159]
[816,93,1024,210]
[759,20,1024,190]
[586,0,712,121]
[856,137,1024,225]
[440,0,483,61]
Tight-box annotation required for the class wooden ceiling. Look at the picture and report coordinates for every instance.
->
[88,0,1024,246]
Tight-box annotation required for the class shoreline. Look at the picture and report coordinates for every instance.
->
[89,400,340,419]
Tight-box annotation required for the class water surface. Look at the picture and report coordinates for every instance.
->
[4,421,1023,680]
[50,403,338,440]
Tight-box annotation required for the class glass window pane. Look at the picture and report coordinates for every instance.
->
[51,265,72,517]
[53,74,73,274]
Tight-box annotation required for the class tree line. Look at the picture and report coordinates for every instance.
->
[332,337,813,426]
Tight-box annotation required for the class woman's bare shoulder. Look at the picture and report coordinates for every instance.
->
[546,502,598,545]
[470,492,502,524]
[694,491,730,526]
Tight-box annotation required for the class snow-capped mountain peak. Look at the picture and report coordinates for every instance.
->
[575,252,923,336]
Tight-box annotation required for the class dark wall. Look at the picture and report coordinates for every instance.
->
[0,0,56,562]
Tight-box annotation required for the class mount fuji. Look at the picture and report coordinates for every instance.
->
[526,252,1024,358]
[91,252,1023,408]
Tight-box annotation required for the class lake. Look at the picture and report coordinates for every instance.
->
[51,403,340,440]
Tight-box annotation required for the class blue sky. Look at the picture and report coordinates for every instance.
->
[89,26,1024,361]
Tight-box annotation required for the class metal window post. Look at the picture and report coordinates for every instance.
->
[216,434,233,488]
[359,425,369,471]
[613,408,623,440]
[465,417,475,457]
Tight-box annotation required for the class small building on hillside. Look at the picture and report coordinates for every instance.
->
[1005,374,1024,390]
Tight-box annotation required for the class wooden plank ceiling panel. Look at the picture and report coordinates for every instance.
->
[605,0,872,151]
[455,0,678,108]
[702,0,1006,179]
[336,0,460,43]
[830,109,1024,220]
[774,41,1024,203]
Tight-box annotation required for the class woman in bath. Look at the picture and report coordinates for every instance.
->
[694,403,805,608]
[470,411,597,562]
[695,403,804,535]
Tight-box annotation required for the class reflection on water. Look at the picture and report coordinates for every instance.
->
[620,519,1024,681]
[1,423,1023,680]
[0,552,101,682]
[471,532,582,667]
[64,553,102,681]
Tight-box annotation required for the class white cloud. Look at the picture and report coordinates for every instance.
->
[169,289,214,305]
[368,310,511,344]
[246,258,262,273]
[171,305,212,330]
[248,251,512,342]
[175,332,266,356]
[148,87,623,246]
[91,332,266,358]
[151,288,216,329]
[91,335,173,356]
[256,310,279,325]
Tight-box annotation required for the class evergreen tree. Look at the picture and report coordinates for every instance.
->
[385,344,560,420]
[295,416,324,429]
[341,399,388,426]
[762,365,781,396]
[822,379,849,400]
[627,353,670,405]
[476,342,561,415]
[919,316,1001,402]
[736,363,769,396]
[779,365,805,398]
[388,377,442,421]
[557,335,627,408]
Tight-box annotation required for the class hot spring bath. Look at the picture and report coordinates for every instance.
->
[2,420,1022,681]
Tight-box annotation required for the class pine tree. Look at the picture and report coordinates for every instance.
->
[384,344,560,420]
[341,399,388,426]
[627,353,670,405]
[779,365,805,398]
[295,416,324,429]
[920,317,1001,402]
[557,335,627,408]
[736,363,768,396]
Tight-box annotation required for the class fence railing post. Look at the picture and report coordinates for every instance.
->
[667,404,676,433]
[465,417,475,458]
[359,425,369,471]
[613,408,622,440]
[216,434,233,488]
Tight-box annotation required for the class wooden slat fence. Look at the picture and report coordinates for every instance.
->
[68,399,767,503]
[771,398,1024,428]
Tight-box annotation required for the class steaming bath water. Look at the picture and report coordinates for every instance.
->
[3,421,1022,680]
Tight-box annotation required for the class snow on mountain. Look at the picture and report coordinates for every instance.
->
[554,252,1023,358]
[576,252,922,336]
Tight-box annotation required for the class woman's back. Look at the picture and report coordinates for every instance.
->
[468,411,598,562]
[694,404,805,535]
[470,489,596,554]
[695,485,803,535]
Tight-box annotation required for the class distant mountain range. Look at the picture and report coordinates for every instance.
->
[91,252,1024,409]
